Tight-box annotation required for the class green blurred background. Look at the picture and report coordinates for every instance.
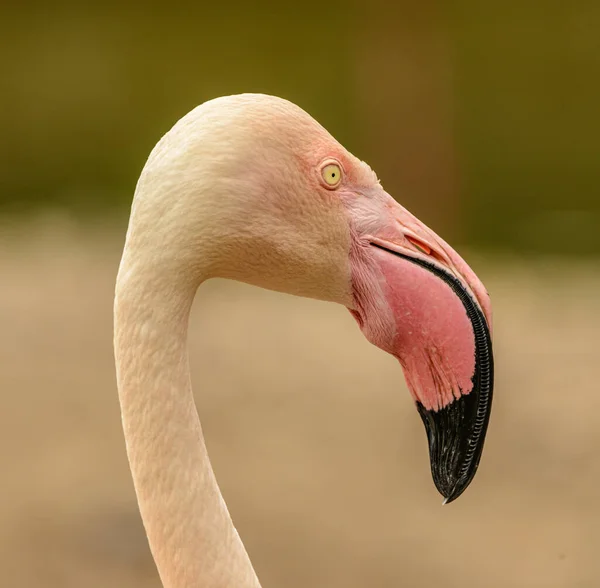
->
[2,1,598,253]
[2,2,600,588]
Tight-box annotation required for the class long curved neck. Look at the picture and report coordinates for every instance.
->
[114,251,261,588]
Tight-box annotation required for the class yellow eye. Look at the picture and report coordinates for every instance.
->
[321,163,342,188]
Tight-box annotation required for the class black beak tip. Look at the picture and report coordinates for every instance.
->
[417,389,491,505]
[432,467,476,506]
[438,469,477,505]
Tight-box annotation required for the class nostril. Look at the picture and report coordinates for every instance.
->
[406,235,432,256]
[406,235,447,264]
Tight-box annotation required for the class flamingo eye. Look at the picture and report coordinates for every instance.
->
[321,162,342,188]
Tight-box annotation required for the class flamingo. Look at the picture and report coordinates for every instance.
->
[114,93,494,588]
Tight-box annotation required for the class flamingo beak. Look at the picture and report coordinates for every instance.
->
[349,197,494,503]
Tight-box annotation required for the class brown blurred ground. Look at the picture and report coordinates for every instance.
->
[1,218,598,587]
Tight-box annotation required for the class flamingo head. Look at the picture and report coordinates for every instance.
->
[135,94,494,503]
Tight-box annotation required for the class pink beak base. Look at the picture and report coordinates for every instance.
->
[350,242,494,503]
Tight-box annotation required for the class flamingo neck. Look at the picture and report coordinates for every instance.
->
[114,253,261,588]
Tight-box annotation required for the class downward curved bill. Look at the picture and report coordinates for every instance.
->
[350,228,494,504]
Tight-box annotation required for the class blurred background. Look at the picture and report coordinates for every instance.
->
[1,1,599,587]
